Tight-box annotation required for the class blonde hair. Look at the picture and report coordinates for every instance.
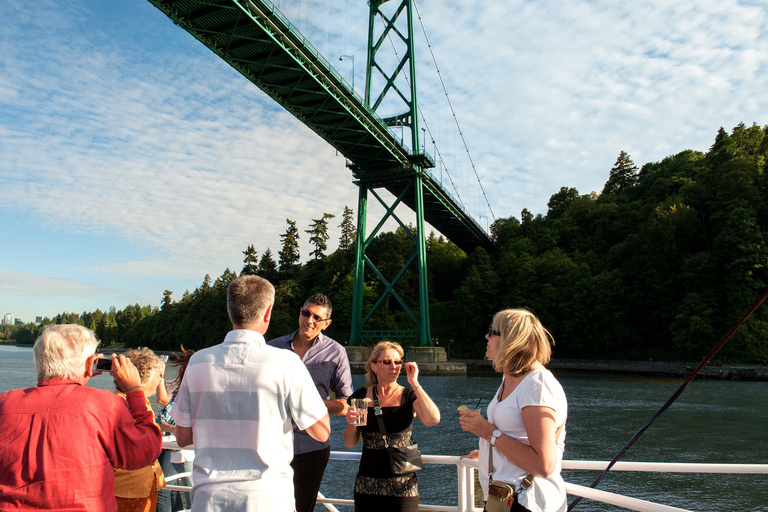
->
[364,341,404,387]
[490,309,554,376]
[33,324,99,382]
[116,347,164,390]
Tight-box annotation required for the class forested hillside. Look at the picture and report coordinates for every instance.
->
[5,123,767,363]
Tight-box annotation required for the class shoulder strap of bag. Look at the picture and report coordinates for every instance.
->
[488,421,565,488]
[372,386,391,449]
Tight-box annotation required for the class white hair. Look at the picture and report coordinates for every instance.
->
[33,324,100,382]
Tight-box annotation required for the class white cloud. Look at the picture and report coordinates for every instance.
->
[0,269,117,298]
[1,4,360,286]
[2,0,768,320]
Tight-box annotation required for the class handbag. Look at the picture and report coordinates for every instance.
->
[485,422,565,512]
[372,387,424,475]
[485,480,517,512]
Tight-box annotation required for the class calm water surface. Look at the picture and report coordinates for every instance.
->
[2,345,766,511]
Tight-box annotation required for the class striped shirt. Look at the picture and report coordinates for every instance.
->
[172,329,327,512]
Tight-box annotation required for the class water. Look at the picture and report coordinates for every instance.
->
[0,345,118,394]
[2,345,766,511]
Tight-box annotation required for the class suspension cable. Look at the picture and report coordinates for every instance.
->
[567,287,768,511]
[376,14,468,213]
[413,0,495,221]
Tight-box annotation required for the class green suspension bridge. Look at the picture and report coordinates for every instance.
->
[146,0,495,348]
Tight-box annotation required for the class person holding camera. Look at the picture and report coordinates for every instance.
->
[0,325,162,511]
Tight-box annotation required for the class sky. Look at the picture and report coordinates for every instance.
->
[1,0,767,324]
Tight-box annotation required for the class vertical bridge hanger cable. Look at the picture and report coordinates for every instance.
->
[376,12,466,213]
[377,1,496,224]
[412,0,496,222]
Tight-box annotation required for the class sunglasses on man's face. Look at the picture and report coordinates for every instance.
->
[488,327,501,337]
[300,309,329,323]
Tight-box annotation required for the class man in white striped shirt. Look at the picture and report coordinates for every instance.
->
[172,275,330,512]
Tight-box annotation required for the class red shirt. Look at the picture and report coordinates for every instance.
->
[0,378,162,511]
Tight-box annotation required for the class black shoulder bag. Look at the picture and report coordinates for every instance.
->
[373,387,424,475]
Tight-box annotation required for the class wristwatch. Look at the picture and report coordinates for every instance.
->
[490,429,502,446]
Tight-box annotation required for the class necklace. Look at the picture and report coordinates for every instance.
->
[378,385,398,402]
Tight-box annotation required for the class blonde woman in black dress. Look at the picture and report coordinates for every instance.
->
[344,341,440,512]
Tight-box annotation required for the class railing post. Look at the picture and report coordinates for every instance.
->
[467,464,477,512]
[457,462,477,512]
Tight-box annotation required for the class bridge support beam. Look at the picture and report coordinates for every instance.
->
[348,0,435,349]
[414,175,431,346]
[350,186,368,346]
[349,174,432,348]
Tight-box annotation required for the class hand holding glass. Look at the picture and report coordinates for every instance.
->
[351,399,368,426]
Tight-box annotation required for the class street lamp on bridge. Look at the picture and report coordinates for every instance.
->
[339,54,355,90]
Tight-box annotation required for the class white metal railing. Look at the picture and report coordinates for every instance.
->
[325,452,477,511]
[161,440,767,511]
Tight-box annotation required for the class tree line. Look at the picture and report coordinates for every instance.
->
[5,122,768,363]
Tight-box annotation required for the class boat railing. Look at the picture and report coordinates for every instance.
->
[161,441,768,512]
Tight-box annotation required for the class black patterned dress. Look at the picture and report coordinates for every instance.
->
[348,386,420,512]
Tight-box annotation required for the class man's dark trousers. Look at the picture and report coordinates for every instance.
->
[291,446,331,512]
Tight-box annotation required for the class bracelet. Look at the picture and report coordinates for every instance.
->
[413,385,422,391]
[123,386,142,393]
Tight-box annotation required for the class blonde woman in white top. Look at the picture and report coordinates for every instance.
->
[459,309,568,512]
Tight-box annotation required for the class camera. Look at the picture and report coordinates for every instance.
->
[93,357,113,372]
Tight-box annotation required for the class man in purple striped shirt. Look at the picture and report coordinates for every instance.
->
[268,293,354,512]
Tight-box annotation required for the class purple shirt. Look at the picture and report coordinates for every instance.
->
[268,330,353,454]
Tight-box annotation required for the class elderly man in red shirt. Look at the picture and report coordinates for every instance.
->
[0,324,163,511]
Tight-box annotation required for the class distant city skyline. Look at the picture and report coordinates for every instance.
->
[0,308,119,326]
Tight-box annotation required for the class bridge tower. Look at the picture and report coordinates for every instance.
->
[349,0,436,352]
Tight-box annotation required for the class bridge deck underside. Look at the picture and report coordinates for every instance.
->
[147,0,492,254]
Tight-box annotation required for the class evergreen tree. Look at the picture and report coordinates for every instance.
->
[116,304,143,339]
[161,290,174,312]
[241,244,259,275]
[29,122,768,362]
[339,206,356,251]
[602,150,639,195]
[216,268,238,288]
[97,312,119,345]
[306,213,335,260]
[258,248,279,282]
[547,187,579,219]
[279,219,301,272]
[82,309,104,331]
